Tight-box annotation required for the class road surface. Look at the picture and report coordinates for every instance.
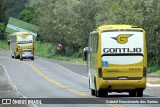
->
[0,50,160,107]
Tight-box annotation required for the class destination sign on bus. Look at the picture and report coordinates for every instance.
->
[18,40,32,44]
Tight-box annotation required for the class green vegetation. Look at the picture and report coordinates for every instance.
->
[19,9,35,23]
[148,67,160,75]
[5,0,27,20]
[28,0,160,67]
[47,55,86,64]
[0,0,6,23]
[0,0,7,40]
[0,23,8,40]
[34,41,86,64]
[0,41,9,50]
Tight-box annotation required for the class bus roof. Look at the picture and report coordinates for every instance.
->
[97,25,144,31]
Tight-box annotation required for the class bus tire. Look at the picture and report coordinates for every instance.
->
[96,90,106,97]
[106,91,108,97]
[89,79,95,96]
[14,53,18,59]
[11,56,14,58]
[137,90,143,97]
[31,57,34,60]
[129,90,136,97]
[91,89,95,96]
[94,78,99,97]
[95,90,100,97]
[94,78,106,97]
[14,54,16,59]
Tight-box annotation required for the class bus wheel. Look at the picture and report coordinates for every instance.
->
[11,55,14,58]
[106,91,108,97]
[137,90,143,97]
[91,89,95,96]
[95,90,100,97]
[14,53,17,59]
[129,90,136,97]
[96,90,106,97]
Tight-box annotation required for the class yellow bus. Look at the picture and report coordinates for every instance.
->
[85,25,147,97]
[8,32,34,59]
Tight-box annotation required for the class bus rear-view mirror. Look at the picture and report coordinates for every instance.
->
[83,47,89,61]
[8,40,10,45]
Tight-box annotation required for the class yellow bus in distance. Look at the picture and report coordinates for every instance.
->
[8,32,34,59]
[85,25,147,97]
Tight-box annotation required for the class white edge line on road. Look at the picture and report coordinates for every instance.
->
[55,63,88,80]
[41,58,89,80]
[1,64,25,98]
[146,83,160,87]
[0,64,37,107]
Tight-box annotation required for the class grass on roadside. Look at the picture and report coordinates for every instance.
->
[147,66,160,75]
[50,55,86,64]
[34,41,86,64]
[0,41,9,50]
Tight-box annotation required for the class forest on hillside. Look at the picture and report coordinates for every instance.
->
[1,0,160,67]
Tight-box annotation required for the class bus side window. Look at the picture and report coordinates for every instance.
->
[91,33,98,53]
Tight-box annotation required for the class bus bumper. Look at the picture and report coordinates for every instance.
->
[97,77,146,91]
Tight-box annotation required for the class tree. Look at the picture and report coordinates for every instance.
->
[28,0,160,65]
[0,0,7,23]
[0,0,7,40]
[0,23,7,40]
[28,0,103,56]
[19,9,34,23]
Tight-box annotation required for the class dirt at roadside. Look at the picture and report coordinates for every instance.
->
[147,74,160,84]
[147,77,160,84]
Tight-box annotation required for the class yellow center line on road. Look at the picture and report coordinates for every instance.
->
[21,61,88,97]
[0,56,88,96]
[0,56,125,107]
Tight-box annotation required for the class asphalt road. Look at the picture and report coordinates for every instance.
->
[0,50,160,107]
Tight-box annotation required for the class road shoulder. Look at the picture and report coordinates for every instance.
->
[0,65,35,107]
